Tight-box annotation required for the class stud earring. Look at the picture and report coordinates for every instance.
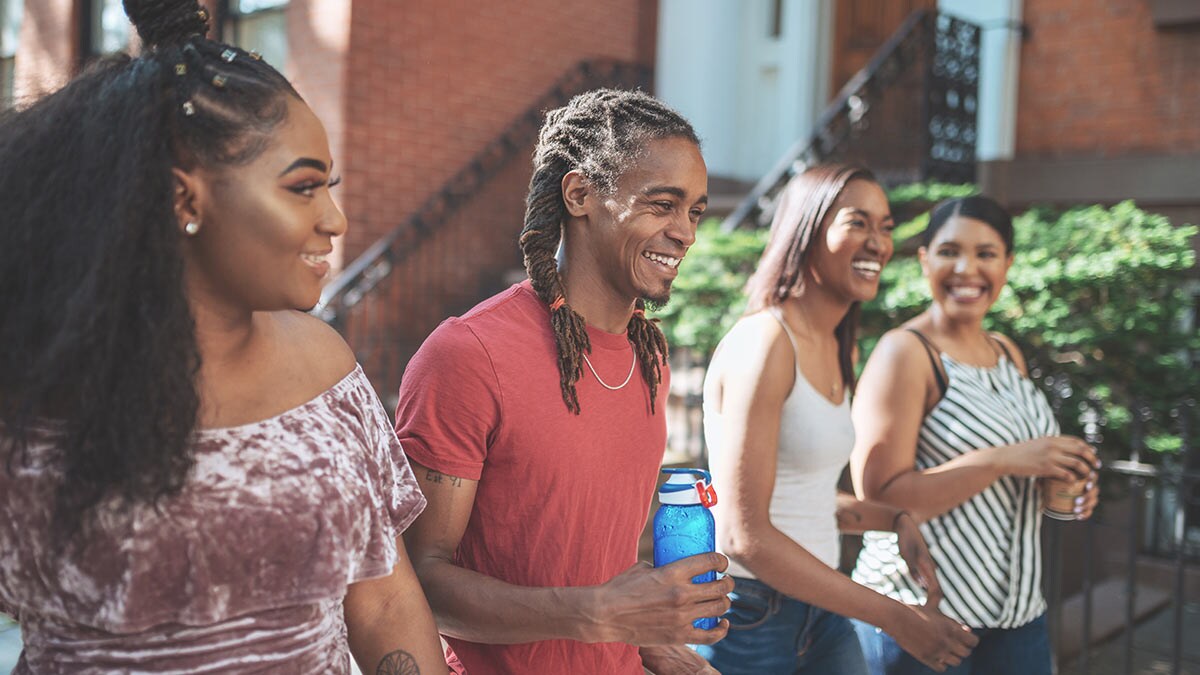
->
[184,221,201,236]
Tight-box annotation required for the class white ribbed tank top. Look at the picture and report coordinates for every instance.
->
[705,308,855,575]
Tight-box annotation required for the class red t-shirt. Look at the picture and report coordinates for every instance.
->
[395,281,669,675]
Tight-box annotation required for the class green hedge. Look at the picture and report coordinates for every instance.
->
[655,194,1198,460]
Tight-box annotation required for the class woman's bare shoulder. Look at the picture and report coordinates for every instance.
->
[270,310,358,388]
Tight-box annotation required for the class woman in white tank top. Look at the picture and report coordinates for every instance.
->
[695,165,977,674]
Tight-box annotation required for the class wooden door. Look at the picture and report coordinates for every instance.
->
[830,0,936,96]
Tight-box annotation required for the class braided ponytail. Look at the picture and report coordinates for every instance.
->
[520,89,698,414]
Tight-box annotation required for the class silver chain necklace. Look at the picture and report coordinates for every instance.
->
[581,351,637,390]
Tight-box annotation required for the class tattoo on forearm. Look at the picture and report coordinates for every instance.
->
[425,469,463,487]
[376,650,420,675]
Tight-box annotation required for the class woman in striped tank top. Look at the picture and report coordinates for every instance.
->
[849,196,1101,674]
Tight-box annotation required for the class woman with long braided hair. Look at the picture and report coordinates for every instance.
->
[0,1,444,672]
[397,88,731,675]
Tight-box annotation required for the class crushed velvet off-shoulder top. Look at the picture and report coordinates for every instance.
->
[0,365,426,674]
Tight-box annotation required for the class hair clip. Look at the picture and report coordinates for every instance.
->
[196,8,209,22]
[248,50,262,61]
[182,100,196,116]
[211,74,227,88]
[549,296,566,311]
[174,63,187,76]
[221,49,237,63]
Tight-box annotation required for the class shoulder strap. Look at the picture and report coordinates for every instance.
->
[766,306,802,363]
[989,333,1017,363]
[906,328,948,396]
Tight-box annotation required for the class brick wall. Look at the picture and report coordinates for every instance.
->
[340,0,658,259]
[338,0,659,386]
[1016,0,1200,158]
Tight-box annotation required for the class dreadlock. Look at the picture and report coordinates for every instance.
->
[519,89,698,414]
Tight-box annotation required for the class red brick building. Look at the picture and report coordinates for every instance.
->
[982,0,1200,227]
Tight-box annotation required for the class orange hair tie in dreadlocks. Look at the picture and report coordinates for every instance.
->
[549,296,566,311]
[633,308,645,318]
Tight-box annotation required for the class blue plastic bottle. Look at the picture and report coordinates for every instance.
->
[653,467,719,630]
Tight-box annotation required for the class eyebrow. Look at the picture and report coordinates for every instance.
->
[278,157,330,176]
[843,207,893,220]
[937,241,998,248]
[644,186,709,205]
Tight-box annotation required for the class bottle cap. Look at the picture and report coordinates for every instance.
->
[658,468,717,507]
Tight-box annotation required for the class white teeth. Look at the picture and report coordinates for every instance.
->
[948,286,983,299]
[302,254,327,264]
[643,252,681,269]
[852,260,881,273]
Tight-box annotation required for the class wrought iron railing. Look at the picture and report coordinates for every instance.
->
[1045,398,1198,675]
[315,59,650,399]
[721,10,980,232]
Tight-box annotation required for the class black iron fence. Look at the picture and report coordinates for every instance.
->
[1045,459,1198,674]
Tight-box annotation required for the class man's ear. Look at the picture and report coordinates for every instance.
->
[561,169,592,218]
[172,167,203,234]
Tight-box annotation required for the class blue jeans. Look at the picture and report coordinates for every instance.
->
[694,576,868,675]
[852,613,1052,675]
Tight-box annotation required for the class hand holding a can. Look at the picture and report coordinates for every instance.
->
[1025,436,1100,520]
[995,435,1099,482]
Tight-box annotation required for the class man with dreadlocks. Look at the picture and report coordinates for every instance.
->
[395,89,732,674]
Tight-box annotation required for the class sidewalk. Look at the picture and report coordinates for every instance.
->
[1062,602,1200,675]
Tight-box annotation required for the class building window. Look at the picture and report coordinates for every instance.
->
[86,0,132,57]
[225,0,288,73]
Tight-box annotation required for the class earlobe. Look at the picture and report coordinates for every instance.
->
[561,170,591,218]
[917,246,931,276]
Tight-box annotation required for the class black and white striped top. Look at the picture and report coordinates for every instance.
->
[852,332,1058,629]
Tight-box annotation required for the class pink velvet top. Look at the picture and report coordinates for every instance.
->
[0,365,426,673]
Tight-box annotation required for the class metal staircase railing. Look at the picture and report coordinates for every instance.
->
[317,58,650,329]
[314,59,650,399]
[721,10,980,232]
